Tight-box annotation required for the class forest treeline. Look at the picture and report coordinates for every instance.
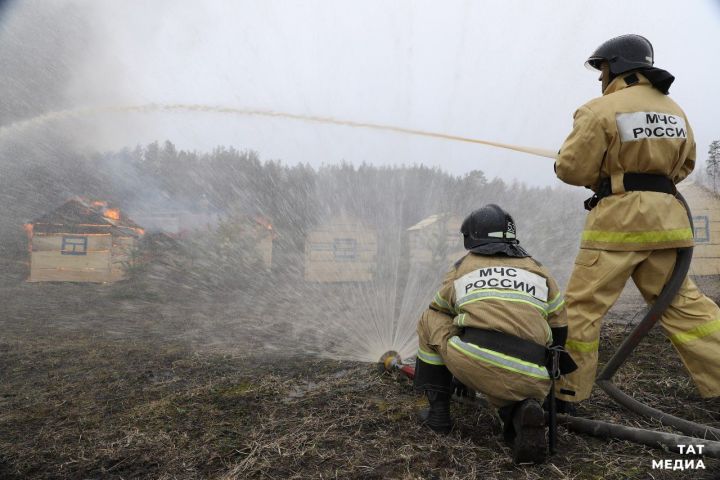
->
[1,139,587,284]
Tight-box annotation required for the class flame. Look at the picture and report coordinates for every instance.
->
[104,208,120,221]
[253,216,273,230]
[252,216,276,240]
[90,200,120,220]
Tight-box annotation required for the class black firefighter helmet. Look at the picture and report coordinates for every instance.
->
[585,34,654,75]
[460,204,529,258]
[585,34,674,94]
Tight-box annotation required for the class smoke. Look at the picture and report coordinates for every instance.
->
[0,1,89,125]
[0,2,87,252]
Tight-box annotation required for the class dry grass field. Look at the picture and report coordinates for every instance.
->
[1,261,719,479]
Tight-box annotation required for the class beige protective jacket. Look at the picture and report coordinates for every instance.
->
[555,73,695,251]
[431,253,567,347]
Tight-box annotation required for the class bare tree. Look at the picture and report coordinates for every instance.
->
[706,140,720,194]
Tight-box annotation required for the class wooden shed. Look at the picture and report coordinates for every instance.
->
[304,216,377,282]
[216,214,274,270]
[26,199,144,283]
[678,181,720,276]
[407,214,464,266]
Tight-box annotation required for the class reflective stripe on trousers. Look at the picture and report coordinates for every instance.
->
[670,318,720,345]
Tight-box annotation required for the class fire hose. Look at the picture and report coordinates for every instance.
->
[377,194,720,458]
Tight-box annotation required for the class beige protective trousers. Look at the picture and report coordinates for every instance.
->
[557,248,720,402]
[417,309,550,408]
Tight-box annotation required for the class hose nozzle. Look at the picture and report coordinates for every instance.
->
[377,350,401,373]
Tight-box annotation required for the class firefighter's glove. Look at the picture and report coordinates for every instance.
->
[547,326,578,376]
[550,327,568,349]
[584,194,599,211]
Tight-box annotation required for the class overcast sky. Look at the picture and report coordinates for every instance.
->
[4,0,720,186]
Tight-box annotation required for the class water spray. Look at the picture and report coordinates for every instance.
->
[0,104,558,160]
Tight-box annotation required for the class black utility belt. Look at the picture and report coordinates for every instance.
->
[461,327,547,365]
[461,327,578,376]
[584,173,676,211]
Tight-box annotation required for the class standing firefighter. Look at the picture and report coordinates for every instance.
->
[554,34,720,407]
[414,205,570,464]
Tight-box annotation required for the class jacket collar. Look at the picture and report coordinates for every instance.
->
[467,242,530,258]
[603,71,651,95]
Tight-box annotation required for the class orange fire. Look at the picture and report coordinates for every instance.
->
[91,200,108,208]
[254,216,273,230]
[104,208,120,221]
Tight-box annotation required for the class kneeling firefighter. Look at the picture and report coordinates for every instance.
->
[413,205,576,464]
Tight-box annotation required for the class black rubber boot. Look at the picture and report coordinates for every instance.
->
[498,404,516,442]
[555,399,577,416]
[511,399,547,464]
[418,390,452,434]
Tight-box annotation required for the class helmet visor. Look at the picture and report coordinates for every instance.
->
[585,56,603,71]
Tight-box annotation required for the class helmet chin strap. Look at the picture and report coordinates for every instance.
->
[600,62,615,94]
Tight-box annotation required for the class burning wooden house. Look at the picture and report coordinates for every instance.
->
[304,216,377,282]
[678,181,720,276]
[407,214,464,266]
[26,199,144,283]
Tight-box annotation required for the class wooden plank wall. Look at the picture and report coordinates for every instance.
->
[110,237,138,282]
[304,224,377,282]
[679,182,720,276]
[258,235,273,270]
[29,234,113,282]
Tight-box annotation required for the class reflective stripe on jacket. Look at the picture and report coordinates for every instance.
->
[448,336,550,379]
[429,253,566,348]
[555,73,695,251]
